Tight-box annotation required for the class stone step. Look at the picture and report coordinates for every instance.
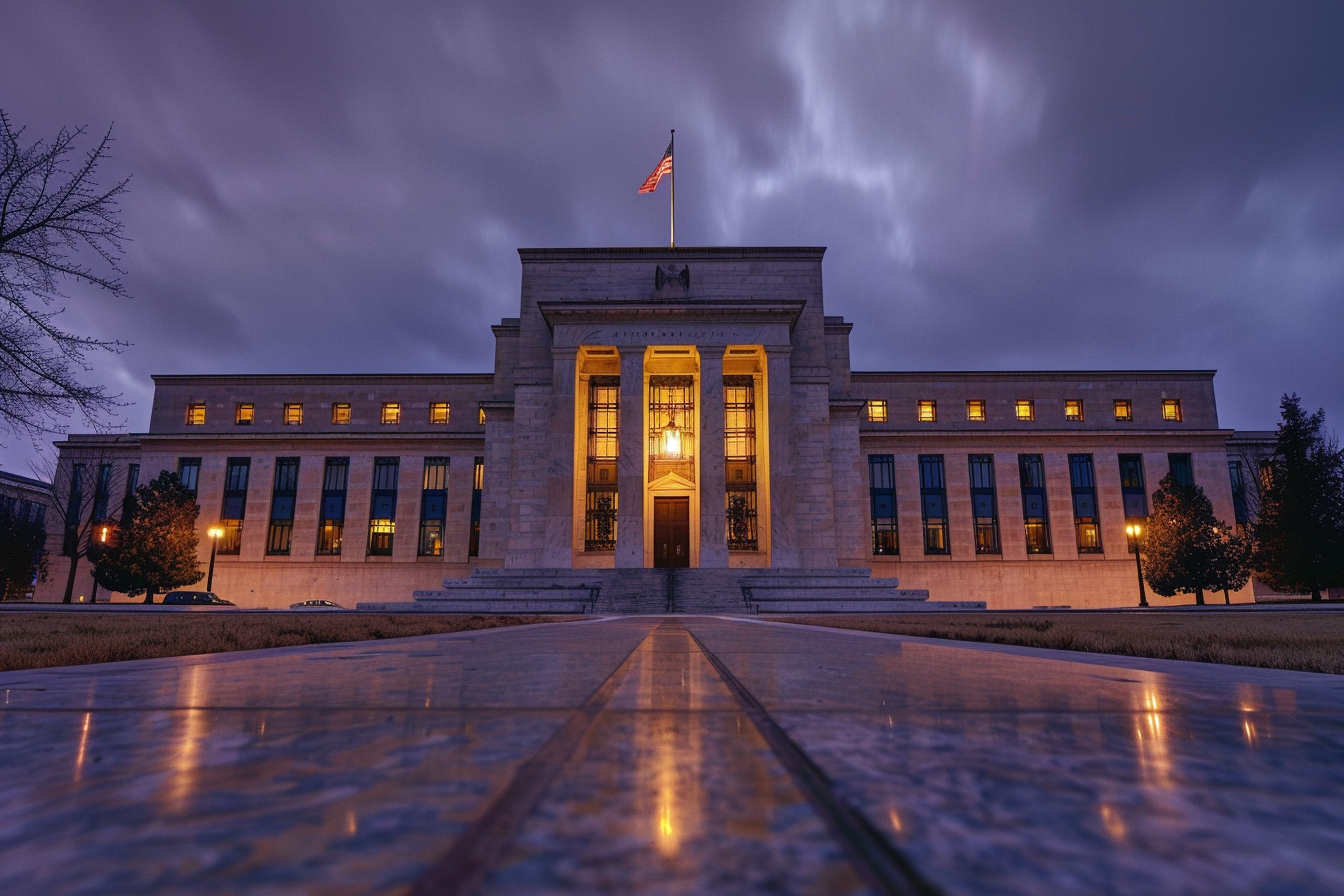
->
[360,599,592,614]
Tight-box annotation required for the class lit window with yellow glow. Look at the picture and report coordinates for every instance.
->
[332,403,351,425]
[283,403,303,425]
[478,405,486,425]
[917,400,937,423]
[1064,399,1083,422]
[1015,400,1035,421]
[866,400,888,422]
[1162,398,1183,422]
[429,402,449,424]
[185,403,206,425]
[1114,399,1133,422]
[235,403,254,425]
[381,402,401,425]
[966,400,986,422]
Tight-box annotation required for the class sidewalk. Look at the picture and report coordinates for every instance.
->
[2,616,1343,894]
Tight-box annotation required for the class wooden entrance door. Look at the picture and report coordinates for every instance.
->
[653,497,690,568]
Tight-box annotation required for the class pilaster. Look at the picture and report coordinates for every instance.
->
[765,344,798,567]
[615,349,646,567]
[543,348,577,567]
[698,347,728,567]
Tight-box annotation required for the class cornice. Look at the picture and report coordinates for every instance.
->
[518,246,825,262]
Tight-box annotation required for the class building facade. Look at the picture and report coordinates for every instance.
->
[37,247,1254,608]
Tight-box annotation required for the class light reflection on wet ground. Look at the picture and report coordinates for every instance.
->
[2,616,1343,894]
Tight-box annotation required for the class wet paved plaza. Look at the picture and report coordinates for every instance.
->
[3,616,1344,895]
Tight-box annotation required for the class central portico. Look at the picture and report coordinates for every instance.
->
[486,246,866,574]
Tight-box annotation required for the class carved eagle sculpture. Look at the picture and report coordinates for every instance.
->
[654,264,691,293]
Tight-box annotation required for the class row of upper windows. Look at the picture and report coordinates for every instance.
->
[866,397,1183,424]
[185,402,486,426]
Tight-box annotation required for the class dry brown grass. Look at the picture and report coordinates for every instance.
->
[0,613,560,673]
[780,612,1344,675]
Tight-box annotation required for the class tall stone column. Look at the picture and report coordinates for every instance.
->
[698,346,728,567]
[765,344,798,567]
[615,348,645,568]
[542,348,577,567]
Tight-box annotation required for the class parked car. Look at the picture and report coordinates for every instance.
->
[289,599,346,610]
[162,591,235,606]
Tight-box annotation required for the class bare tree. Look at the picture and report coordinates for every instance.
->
[0,109,129,442]
[36,442,136,603]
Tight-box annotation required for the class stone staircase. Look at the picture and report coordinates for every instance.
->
[358,566,984,615]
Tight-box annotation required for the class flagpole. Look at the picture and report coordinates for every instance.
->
[669,129,675,249]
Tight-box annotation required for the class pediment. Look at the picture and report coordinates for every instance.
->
[648,471,696,492]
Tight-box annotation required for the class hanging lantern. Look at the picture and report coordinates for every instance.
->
[659,412,682,459]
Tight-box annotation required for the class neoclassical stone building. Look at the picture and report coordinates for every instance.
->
[38,247,1253,609]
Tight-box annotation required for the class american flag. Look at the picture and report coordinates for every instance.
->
[638,139,673,193]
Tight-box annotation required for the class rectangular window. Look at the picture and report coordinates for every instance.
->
[367,457,399,555]
[1162,398,1183,421]
[91,463,113,522]
[586,376,620,551]
[966,399,986,422]
[1064,399,1084,422]
[266,458,299,555]
[63,464,85,556]
[235,403,254,425]
[429,402,449,425]
[868,455,899,555]
[1229,460,1249,525]
[1169,453,1194,487]
[917,400,937,423]
[185,403,205,425]
[1015,400,1035,421]
[867,400,888,423]
[478,405,486,425]
[468,457,483,557]
[648,376,695,481]
[332,402,351,425]
[1118,453,1148,522]
[317,457,349,555]
[1019,454,1051,554]
[919,455,949,555]
[218,457,250,554]
[1069,454,1103,553]
[724,376,758,551]
[418,457,449,556]
[381,403,401,425]
[122,464,140,520]
[1114,399,1133,422]
[177,457,201,499]
[969,455,1000,554]
[283,403,303,425]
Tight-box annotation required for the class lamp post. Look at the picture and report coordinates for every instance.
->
[1126,522,1148,608]
[206,526,223,592]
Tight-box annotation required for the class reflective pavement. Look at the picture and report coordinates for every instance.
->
[2,616,1343,894]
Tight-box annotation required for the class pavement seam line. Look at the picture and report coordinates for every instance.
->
[406,621,660,896]
[683,622,946,896]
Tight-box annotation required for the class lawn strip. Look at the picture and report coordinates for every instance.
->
[778,612,1344,675]
[0,613,561,673]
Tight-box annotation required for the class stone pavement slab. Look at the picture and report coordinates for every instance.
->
[2,616,1343,894]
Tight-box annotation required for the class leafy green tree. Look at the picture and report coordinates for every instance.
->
[0,503,47,600]
[1143,474,1223,605]
[1253,395,1344,601]
[109,471,202,602]
[1210,526,1254,605]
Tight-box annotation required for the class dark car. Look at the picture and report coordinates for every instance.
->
[162,591,235,606]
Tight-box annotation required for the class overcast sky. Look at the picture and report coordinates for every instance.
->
[2,0,1342,475]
